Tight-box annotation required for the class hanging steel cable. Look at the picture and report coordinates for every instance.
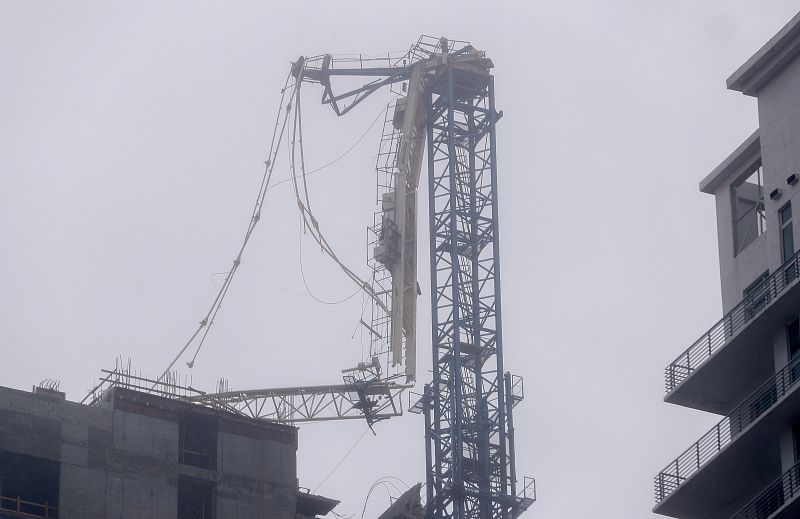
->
[287,64,390,315]
[154,73,299,383]
[155,67,389,381]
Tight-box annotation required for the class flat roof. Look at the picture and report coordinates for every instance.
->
[728,11,800,96]
[699,129,761,194]
[107,387,298,446]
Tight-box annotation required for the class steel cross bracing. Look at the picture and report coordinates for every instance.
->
[84,365,405,425]
[416,61,531,519]
[188,381,405,424]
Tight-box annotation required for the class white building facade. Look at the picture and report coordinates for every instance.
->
[655,11,800,519]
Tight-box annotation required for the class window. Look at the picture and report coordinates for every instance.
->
[795,423,800,464]
[781,203,794,262]
[781,203,798,287]
[732,165,766,255]
[788,320,800,386]
[788,320,800,359]
[0,451,59,518]
[178,476,214,519]
[179,415,217,470]
[743,271,770,320]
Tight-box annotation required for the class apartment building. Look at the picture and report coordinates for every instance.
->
[654,10,800,519]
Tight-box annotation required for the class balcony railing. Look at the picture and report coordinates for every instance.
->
[655,353,800,503]
[665,250,800,393]
[729,459,800,519]
[0,494,56,518]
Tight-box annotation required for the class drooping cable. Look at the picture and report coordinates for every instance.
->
[260,102,387,195]
[297,87,313,215]
[264,101,388,308]
[312,425,371,493]
[154,73,299,383]
[359,478,400,519]
[298,223,362,305]
[287,66,389,315]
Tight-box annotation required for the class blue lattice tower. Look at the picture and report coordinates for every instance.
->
[423,64,520,519]
[289,38,531,518]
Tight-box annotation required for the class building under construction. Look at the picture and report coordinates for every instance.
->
[0,380,337,519]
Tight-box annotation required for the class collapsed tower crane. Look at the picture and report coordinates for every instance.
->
[294,37,534,519]
[85,35,535,519]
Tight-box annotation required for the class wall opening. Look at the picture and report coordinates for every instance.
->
[732,164,766,256]
[0,451,60,518]
[178,475,214,519]
[179,415,217,470]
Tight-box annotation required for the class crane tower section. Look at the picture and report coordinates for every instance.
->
[297,37,533,518]
[418,43,529,519]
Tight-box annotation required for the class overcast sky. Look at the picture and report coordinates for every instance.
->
[2,2,800,518]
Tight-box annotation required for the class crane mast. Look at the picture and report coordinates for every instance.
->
[298,37,533,519]
[419,52,525,519]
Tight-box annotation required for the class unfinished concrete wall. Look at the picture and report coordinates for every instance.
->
[0,385,306,519]
[215,416,298,518]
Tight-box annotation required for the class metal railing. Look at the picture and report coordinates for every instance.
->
[0,494,56,518]
[516,476,536,515]
[519,476,536,502]
[665,250,800,393]
[729,459,800,519]
[655,353,800,503]
[510,375,524,405]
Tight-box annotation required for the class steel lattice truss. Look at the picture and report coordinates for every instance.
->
[84,363,406,425]
[420,64,531,519]
[189,381,406,423]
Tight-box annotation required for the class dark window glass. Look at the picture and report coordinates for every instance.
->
[789,320,800,359]
[783,224,795,263]
[782,203,795,263]
[782,204,793,225]
[744,271,770,320]
[795,422,800,462]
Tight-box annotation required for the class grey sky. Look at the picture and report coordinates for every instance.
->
[2,1,799,517]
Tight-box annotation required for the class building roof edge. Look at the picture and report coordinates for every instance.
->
[699,129,761,194]
[727,11,800,96]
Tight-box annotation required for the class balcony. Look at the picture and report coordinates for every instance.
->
[654,354,800,518]
[729,460,800,519]
[665,250,800,414]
